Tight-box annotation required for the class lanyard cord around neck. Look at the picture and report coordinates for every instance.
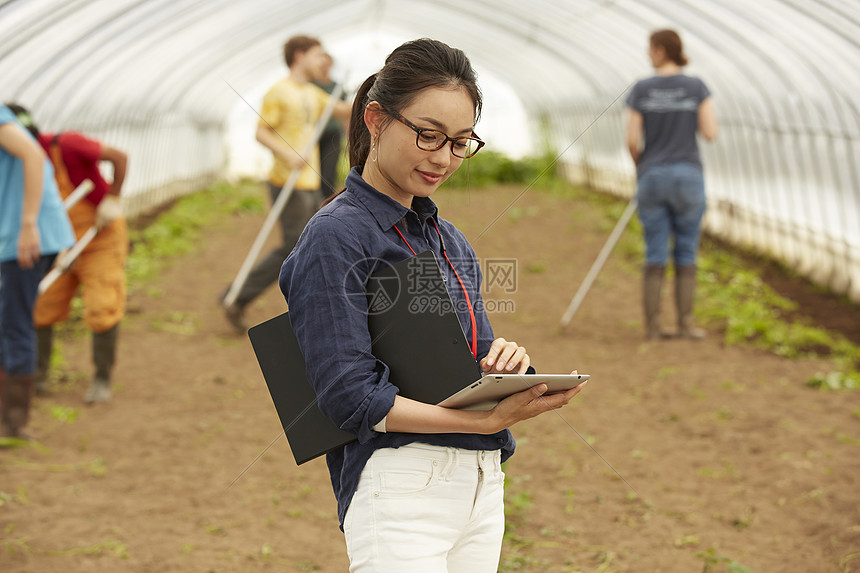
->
[392,220,478,360]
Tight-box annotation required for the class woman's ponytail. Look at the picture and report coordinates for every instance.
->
[348,73,377,169]
[320,73,377,207]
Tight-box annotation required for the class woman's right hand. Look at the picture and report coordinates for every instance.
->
[483,373,587,434]
[17,222,40,269]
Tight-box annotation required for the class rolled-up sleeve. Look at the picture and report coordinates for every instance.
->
[280,214,398,444]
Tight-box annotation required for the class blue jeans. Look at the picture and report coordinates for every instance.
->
[636,163,706,266]
[0,255,55,375]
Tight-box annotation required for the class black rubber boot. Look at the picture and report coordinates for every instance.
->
[86,324,118,403]
[643,265,672,339]
[1,374,35,439]
[676,265,706,340]
[219,287,247,335]
[35,326,53,395]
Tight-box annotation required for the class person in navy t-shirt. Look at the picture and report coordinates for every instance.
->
[626,29,719,340]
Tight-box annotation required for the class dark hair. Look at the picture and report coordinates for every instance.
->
[4,102,40,138]
[283,35,321,67]
[347,38,482,170]
[650,29,688,66]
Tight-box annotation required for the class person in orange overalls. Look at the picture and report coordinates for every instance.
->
[7,105,128,404]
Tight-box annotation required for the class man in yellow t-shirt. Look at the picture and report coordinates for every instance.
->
[222,35,351,333]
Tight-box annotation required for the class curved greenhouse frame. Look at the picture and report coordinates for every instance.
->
[2,0,858,299]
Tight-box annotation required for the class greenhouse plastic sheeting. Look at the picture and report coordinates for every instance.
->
[1,0,858,300]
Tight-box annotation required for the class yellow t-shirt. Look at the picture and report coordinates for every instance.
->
[259,78,331,189]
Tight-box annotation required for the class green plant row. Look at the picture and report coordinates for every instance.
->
[534,178,860,389]
[444,150,565,189]
[694,244,860,387]
[125,180,264,288]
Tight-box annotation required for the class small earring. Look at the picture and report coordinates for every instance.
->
[370,139,378,163]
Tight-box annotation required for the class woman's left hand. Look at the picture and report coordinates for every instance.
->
[480,338,530,375]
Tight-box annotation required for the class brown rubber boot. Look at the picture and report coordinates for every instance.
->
[35,326,53,395]
[1,374,35,439]
[676,265,706,340]
[86,325,118,404]
[643,265,672,339]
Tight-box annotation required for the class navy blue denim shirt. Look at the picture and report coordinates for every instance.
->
[279,167,516,529]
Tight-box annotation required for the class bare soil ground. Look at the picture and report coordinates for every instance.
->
[1,183,858,572]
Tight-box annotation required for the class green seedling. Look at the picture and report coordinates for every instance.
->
[509,491,534,512]
[806,371,860,391]
[675,534,700,547]
[149,311,199,335]
[49,406,78,423]
[696,547,754,573]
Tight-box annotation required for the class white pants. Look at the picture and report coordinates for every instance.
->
[343,443,506,572]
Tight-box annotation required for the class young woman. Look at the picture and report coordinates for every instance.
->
[626,29,718,340]
[0,104,75,438]
[280,38,586,571]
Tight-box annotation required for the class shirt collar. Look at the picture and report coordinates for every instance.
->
[346,167,439,231]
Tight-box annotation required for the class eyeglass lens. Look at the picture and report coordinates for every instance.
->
[416,131,480,158]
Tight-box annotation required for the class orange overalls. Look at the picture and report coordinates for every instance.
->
[33,141,128,333]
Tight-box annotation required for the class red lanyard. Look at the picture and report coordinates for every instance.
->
[392,220,478,360]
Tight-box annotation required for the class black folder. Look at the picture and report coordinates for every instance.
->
[249,250,482,465]
[248,311,354,465]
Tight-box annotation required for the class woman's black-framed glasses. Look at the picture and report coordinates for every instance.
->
[385,108,485,159]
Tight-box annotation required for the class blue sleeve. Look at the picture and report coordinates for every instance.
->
[279,214,398,444]
[0,106,15,126]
